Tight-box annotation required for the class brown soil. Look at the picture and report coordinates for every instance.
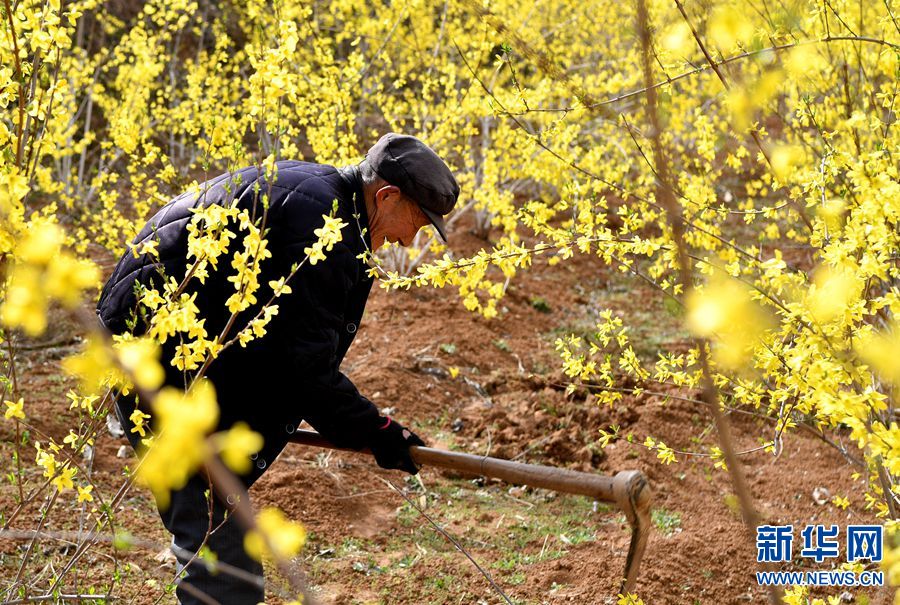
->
[0,218,890,605]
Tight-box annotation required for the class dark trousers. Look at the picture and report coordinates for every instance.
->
[115,392,290,605]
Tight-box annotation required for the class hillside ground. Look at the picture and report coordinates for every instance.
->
[0,215,890,604]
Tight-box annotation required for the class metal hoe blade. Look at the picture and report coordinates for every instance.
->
[288,429,652,594]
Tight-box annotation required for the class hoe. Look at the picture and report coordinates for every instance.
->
[289,429,652,594]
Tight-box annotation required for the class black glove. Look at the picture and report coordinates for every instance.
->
[369,416,425,475]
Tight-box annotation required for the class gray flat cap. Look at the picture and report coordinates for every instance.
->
[366,133,459,242]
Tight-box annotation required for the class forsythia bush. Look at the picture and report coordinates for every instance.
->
[0,0,898,601]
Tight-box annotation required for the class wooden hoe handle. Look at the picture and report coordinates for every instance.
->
[288,429,652,594]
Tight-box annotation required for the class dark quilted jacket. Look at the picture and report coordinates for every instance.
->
[96,161,381,454]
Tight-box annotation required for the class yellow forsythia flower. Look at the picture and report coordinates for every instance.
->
[4,398,25,420]
[214,422,264,474]
[832,495,850,510]
[115,336,165,390]
[51,466,76,492]
[62,337,117,395]
[137,380,219,509]
[0,220,99,336]
[77,485,94,503]
[304,213,347,265]
[244,507,307,562]
[708,5,754,50]
[806,264,863,325]
[769,144,805,182]
[267,278,292,295]
[686,274,773,369]
[854,322,900,385]
[782,586,808,605]
[644,436,677,465]
[35,442,56,478]
[130,409,151,438]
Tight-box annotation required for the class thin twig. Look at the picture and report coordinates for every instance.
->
[3,594,116,604]
[387,480,514,605]
[0,528,267,596]
[634,2,780,604]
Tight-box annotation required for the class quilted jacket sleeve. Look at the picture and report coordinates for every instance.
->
[278,237,382,450]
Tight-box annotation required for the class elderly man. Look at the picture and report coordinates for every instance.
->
[96,133,459,604]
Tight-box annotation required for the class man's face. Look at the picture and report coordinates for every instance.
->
[371,185,432,248]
